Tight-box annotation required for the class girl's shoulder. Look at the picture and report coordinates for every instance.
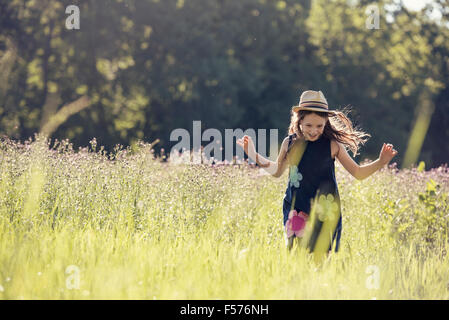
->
[285,134,307,165]
[286,133,306,154]
[286,133,297,149]
[289,133,307,145]
[329,138,344,159]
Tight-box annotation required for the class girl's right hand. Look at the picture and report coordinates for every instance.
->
[236,135,256,156]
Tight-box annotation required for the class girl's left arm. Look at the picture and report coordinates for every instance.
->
[335,141,398,180]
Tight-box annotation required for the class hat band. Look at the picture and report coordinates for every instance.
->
[300,100,328,107]
[299,105,329,111]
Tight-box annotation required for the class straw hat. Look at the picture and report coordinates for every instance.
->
[291,90,336,115]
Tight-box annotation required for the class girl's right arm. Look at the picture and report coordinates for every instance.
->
[236,135,289,177]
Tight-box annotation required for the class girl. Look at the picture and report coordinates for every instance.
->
[237,90,398,253]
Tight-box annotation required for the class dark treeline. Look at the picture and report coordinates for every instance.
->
[0,0,448,168]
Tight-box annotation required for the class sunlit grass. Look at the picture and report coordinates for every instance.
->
[0,135,448,299]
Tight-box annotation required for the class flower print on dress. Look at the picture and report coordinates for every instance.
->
[285,210,309,238]
[289,166,303,188]
[315,194,339,222]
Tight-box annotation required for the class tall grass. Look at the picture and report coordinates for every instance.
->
[0,135,448,299]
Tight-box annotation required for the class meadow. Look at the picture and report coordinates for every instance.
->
[0,135,448,299]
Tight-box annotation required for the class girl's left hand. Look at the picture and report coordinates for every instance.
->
[379,143,398,165]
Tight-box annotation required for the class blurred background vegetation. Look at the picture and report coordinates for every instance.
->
[0,0,448,168]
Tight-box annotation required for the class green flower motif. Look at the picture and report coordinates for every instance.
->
[289,166,303,188]
[315,194,339,222]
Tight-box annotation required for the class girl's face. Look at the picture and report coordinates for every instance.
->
[299,112,327,141]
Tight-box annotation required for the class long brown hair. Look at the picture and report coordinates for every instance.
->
[287,106,371,157]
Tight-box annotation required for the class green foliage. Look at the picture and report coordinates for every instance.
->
[1,0,448,167]
[382,177,449,251]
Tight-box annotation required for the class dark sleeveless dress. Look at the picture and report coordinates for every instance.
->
[282,133,343,252]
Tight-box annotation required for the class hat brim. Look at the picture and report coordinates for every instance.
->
[292,106,336,115]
